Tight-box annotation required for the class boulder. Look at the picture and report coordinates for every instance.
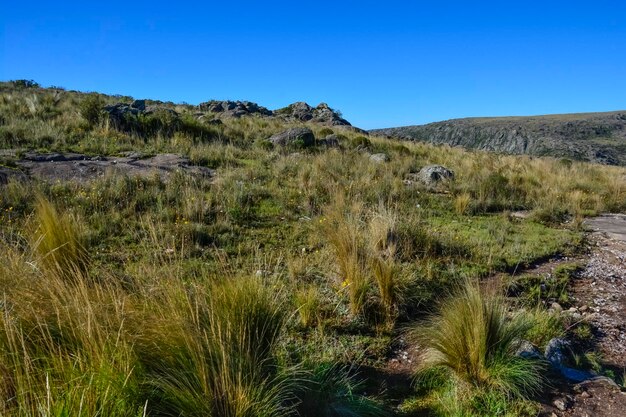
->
[268,127,315,147]
[418,165,455,185]
[545,338,569,367]
[544,337,596,382]
[321,134,342,147]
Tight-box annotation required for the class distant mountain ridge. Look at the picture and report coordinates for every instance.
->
[370,111,626,165]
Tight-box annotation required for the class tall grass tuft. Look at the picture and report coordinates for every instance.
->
[321,194,370,316]
[413,280,543,414]
[0,245,142,416]
[368,206,400,324]
[143,276,294,417]
[31,196,89,279]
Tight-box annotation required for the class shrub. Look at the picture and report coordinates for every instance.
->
[79,94,105,126]
[350,136,372,149]
[318,127,334,137]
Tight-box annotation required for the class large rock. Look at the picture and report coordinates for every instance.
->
[268,127,315,147]
[319,134,342,148]
[418,165,455,185]
[545,337,596,382]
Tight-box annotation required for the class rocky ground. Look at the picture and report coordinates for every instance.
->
[531,215,626,416]
[0,152,214,184]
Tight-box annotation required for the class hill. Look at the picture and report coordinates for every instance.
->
[1,80,626,417]
[371,111,626,165]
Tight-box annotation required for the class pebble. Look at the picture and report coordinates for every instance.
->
[553,398,568,411]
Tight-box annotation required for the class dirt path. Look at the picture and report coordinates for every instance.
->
[541,214,626,417]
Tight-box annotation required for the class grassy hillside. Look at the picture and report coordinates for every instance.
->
[1,80,625,416]
[371,111,626,165]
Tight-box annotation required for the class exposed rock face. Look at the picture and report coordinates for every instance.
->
[103,102,181,133]
[371,111,626,165]
[197,100,272,118]
[268,127,315,147]
[274,102,351,126]
[11,153,214,183]
[418,165,455,185]
[0,167,27,184]
[194,100,351,126]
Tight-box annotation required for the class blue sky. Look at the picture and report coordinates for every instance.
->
[2,1,626,129]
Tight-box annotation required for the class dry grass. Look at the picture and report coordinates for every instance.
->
[30,196,89,279]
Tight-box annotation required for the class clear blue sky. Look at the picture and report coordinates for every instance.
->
[2,1,626,129]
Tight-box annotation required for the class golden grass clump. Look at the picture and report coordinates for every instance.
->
[31,196,89,279]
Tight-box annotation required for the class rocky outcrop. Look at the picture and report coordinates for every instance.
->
[371,111,626,166]
[11,153,214,183]
[103,101,181,134]
[197,100,272,118]
[274,102,351,126]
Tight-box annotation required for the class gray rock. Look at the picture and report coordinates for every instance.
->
[103,102,181,133]
[576,376,621,390]
[22,152,88,162]
[559,366,595,382]
[545,338,569,366]
[130,99,146,111]
[418,165,455,185]
[275,102,351,126]
[550,302,564,313]
[268,127,315,147]
[0,167,27,185]
[322,134,342,147]
[369,153,389,163]
[15,152,214,183]
[553,398,568,411]
[516,340,543,359]
[544,338,598,382]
